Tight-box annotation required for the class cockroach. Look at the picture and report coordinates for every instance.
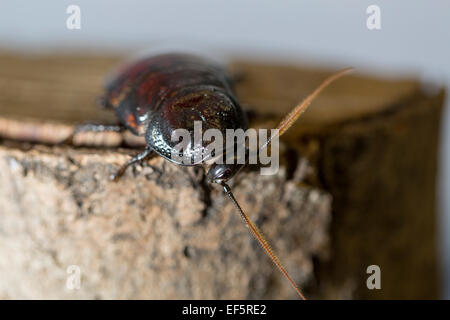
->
[67,53,351,299]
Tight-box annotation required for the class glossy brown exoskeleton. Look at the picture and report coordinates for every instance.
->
[68,53,352,299]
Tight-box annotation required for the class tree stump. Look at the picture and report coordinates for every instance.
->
[0,53,444,299]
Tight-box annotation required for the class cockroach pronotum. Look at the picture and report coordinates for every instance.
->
[67,53,352,299]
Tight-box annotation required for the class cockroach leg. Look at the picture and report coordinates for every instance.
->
[73,123,125,134]
[62,123,125,144]
[110,147,154,181]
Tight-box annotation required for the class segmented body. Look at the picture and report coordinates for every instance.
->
[104,53,248,164]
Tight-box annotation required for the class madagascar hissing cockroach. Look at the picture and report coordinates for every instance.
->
[67,53,352,299]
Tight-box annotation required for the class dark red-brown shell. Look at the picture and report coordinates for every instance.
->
[104,53,248,165]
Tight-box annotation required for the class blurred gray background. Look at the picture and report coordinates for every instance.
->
[0,0,448,298]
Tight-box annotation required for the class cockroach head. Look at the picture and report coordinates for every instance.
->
[206,146,249,184]
[206,162,245,184]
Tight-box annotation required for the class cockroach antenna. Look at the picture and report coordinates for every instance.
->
[222,182,307,299]
[262,67,354,151]
[221,67,353,300]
